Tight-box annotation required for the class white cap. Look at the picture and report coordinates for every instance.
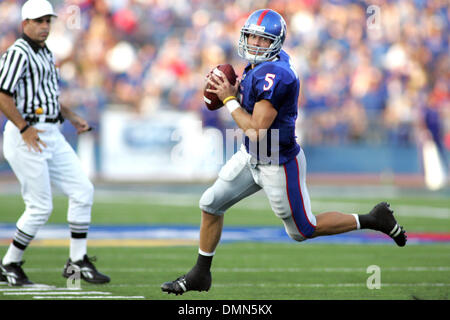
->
[22,0,57,21]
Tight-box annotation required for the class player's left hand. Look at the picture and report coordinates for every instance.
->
[206,70,240,103]
[69,115,91,134]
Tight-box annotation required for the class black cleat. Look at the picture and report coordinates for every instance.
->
[62,255,110,284]
[369,202,407,246]
[0,261,34,286]
[161,272,211,295]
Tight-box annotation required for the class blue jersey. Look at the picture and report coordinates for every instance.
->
[239,50,300,164]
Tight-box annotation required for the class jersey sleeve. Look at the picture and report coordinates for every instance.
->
[0,48,28,96]
[252,64,293,111]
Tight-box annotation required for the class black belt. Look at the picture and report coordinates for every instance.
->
[24,113,64,125]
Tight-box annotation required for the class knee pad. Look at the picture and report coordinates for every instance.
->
[287,231,307,242]
[199,155,259,215]
[199,187,214,207]
[282,217,309,242]
[199,186,224,215]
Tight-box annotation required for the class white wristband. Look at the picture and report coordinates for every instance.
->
[225,99,240,114]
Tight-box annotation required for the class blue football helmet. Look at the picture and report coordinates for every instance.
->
[238,9,287,64]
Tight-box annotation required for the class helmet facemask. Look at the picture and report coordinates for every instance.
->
[238,27,283,64]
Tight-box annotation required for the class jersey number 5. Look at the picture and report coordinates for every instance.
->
[263,73,276,91]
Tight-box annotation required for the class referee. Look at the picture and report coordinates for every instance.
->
[0,0,109,286]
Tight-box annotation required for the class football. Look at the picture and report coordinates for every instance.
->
[203,64,237,110]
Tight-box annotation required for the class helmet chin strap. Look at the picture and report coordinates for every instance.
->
[244,47,276,64]
[244,51,260,64]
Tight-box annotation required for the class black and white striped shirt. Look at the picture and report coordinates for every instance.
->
[0,33,60,119]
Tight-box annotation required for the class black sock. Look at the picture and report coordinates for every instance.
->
[195,254,213,272]
[187,254,213,280]
[183,254,213,290]
[358,214,375,229]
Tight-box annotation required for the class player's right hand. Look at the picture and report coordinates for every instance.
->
[21,126,47,153]
[206,70,240,103]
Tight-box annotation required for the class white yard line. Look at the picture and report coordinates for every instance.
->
[0,287,144,299]
[212,282,450,288]
[19,283,450,299]
[93,193,450,219]
[310,201,450,219]
[4,291,110,295]
[32,295,145,299]
[98,282,449,289]
[0,287,76,291]
[17,266,450,273]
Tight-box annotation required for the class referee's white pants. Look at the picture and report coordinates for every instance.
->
[3,121,94,237]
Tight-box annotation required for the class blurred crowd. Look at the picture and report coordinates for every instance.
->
[0,0,448,150]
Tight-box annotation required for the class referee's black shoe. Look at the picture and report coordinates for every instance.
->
[62,255,110,284]
[369,202,407,247]
[0,261,34,286]
[161,271,211,295]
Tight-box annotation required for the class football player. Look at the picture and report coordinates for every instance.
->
[161,9,407,295]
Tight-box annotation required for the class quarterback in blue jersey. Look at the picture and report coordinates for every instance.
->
[161,9,407,295]
[240,48,300,165]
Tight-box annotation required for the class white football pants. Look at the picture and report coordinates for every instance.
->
[3,121,94,237]
[199,145,317,241]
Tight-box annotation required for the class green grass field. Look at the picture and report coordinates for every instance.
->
[0,188,449,301]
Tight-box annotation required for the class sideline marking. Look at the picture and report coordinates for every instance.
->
[1,224,449,247]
